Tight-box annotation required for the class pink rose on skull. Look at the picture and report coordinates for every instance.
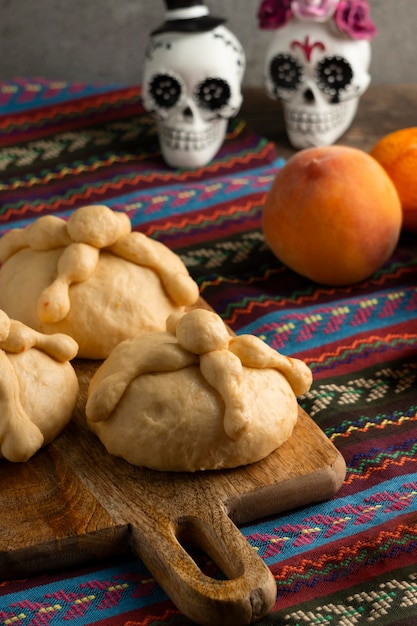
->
[292,0,339,22]
[257,0,377,40]
[334,0,377,40]
[257,0,293,29]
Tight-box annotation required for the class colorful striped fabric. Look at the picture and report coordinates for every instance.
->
[1,79,417,625]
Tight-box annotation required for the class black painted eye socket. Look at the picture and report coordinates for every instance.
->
[149,73,182,108]
[269,53,303,90]
[195,78,231,111]
[315,56,353,96]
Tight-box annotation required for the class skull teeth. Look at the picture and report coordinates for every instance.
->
[285,102,348,134]
[160,124,220,151]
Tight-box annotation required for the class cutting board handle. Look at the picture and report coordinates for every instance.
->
[130,505,276,625]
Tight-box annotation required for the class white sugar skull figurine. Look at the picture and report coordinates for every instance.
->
[258,0,377,149]
[143,0,246,169]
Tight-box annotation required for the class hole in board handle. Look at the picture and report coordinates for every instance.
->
[175,515,245,581]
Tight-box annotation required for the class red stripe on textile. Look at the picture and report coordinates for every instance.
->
[0,150,275,228]
[86,600,186,625]
[270,516,417,609]
[0,87,144,146]
[305,331,417,379]
[0,140,271,198]
[0,86,142,128]
[142,195,267,247]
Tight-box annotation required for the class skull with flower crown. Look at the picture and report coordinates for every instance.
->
[143,2,245,169]
[258,0,377,149]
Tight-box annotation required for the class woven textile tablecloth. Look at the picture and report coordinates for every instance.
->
[1,78,417,626]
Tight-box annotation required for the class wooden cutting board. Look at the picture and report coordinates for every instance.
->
[0,346,346,626]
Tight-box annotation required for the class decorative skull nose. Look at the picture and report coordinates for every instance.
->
[183,106,193,118]
[303,88,315,104]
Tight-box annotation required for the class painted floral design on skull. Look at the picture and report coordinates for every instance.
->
[142,25,245,169]
[258,0,376,148]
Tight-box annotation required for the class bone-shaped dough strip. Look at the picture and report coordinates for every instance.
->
[200,350,250,440]
[0,229,27,264]
[0,216,71,263]
[0,310,11,342]
[86,334,198,423]
[229,334,312,396]
[37,242,99,324]
[26,215,71,250]
[0,350,44,462]
[0,320,78,362]
[110,232,199,307]
[67,205,131,248]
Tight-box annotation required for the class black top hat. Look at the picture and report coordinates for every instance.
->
[151,0,225,35]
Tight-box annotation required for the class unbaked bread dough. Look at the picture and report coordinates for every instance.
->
[86,308,313,471]
[0,205,199,359]
[0,309,79,462]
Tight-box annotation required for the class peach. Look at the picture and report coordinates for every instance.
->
[370,127,417,232]
[261,145,402,285]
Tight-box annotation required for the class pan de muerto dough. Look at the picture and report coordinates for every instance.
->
[85,308,312,471]
[0,205,199,359]
[0,309,79,462]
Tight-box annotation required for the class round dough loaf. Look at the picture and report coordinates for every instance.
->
[85,309,313,471]
[0,312,79,462]
[0,205,199,359]
[0,248,193,359]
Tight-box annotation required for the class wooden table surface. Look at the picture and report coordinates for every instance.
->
[240,84,417,158]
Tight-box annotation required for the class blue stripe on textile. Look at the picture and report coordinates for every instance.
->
[0,159,284,236]
[106,159,285,227]
[0,79,123,114]
[242,472,417,564]
[0,560,168,623]
[236,286,417,356]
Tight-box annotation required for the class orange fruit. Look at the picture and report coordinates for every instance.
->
[262,145,402,285]
[370,127,417,231]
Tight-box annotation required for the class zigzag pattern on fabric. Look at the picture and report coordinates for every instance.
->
[238,299,417,356]
[272,523,417,580]
[0,116,266,177]
[0,101,146,156]
[345,444,417,484]
[275,567,417,623]
[325,408,417,441]
[1,526,415,625]
[0,560,163,624]
[112,167,281,228]
[0,78,131,113]
[0,118,156,173]
[270,526,417,616]
[0,165,273,227]
[243,474,417,559]
[177,231,417,317]
[295,334,417,382]
[140,211,268,258]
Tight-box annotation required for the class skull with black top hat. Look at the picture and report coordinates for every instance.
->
[142,0,246,169]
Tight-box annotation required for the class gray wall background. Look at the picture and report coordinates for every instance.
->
[0,1,415,87]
